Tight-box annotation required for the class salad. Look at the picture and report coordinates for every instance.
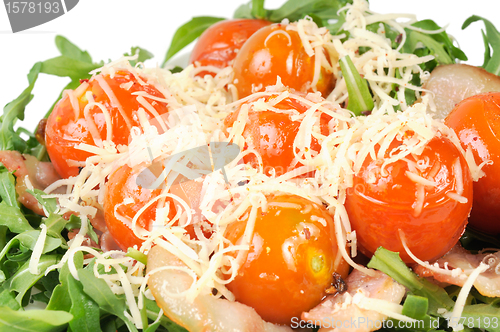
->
[1,0,500,331]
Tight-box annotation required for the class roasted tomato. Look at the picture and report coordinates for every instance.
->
[445,92,500,234]
[232,23,335,99]
[225,194,349,325]
[189,19,271,74]
[345,136,472,263]
[103,164,177,251]
[45,70,169,178]
[223,93,329,177]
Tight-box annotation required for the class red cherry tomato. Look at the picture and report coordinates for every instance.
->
[104,164,214,250]
[225,194,349,325]
[189,19,271,75]
[445,92,500,234]
[223,94,329,177]
[45,70,169,178]
[232,23,335,99]
[344,136,472,263]
[103,164,175,251]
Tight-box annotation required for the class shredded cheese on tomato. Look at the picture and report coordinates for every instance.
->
[38,0,486,329]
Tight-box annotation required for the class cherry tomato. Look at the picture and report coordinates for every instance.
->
[223,94,328,177]
[445,92,500,234]
[103,164,177,251]
[189,19,271,75]
[232,23,335,99]
[45,70,169,178]
[344,136,472,263]
[225,194,349,325]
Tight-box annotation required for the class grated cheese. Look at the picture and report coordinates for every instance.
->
[36,0,484,329]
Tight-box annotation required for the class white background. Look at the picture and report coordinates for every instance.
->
[0,0,498,131]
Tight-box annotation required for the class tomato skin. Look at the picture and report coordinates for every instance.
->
[232,24,334,99]
[45,71,169,178]
[445,92,500,234]
[103,164,174,251]
[225,195,349,325]
[223,94,327,177]
[345,136,472,263]
[189,19,271,73]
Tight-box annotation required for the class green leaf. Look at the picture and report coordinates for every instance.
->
[339,55,374,115]
[162,16,226,67]
[0,233,62,269]
[0,287,21,310]
[125,47,154,67]
[251,0,266,19]
[7,255,60,304]
[367,247,455,315]
[126,248,147,265]
[78,269,138,332]
[46,252,83,312]
[67,273,102,332]
[463,15,500,75]
[268,0,352,26]
[0,169,18,207]
[27,189,57,215]
[40,56,99,81]
[404,31,453,65]
[0,201,34,233]
[269,0,321,21]
[0,62,41,152]
[402,295,428,320]
[408,20,467,63]
[0,306,72,332]
[233,2,252,19]
[55,35,93,64]
[460,304,500,332]
[143,297,187,332]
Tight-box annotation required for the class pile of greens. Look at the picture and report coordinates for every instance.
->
[1,0,500,331]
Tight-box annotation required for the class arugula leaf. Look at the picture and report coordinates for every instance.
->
[46,252,83,312]
[0,167,18,207]
[268,0,351,26]
[27,189,57,215]
[367,247,455,315]
[462,15,500,75]
[39,56,100,81]
[0,306,72,332]
[233,2,253,19]
[339,55,374,115]
[55,35,93,64]
[460,304,500,332]
[67,273,102,332]
[251,0,266,19]
[0,201,34,233]
[0,63,41,152]
[126,248,147,265]
[78,268,138,332]
[0,231,61,265]
[162,16,226,67]
[402,295,428,320]
[125,47,154,67]
[5,254,60,305]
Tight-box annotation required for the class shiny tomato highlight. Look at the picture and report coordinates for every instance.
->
[225,194,349,325]
[445,92,500,234]
[45,70,169,178]
[232,24,335,98]
[345,136,472,263]
[189,19,271,74]
[223,94,328,177]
